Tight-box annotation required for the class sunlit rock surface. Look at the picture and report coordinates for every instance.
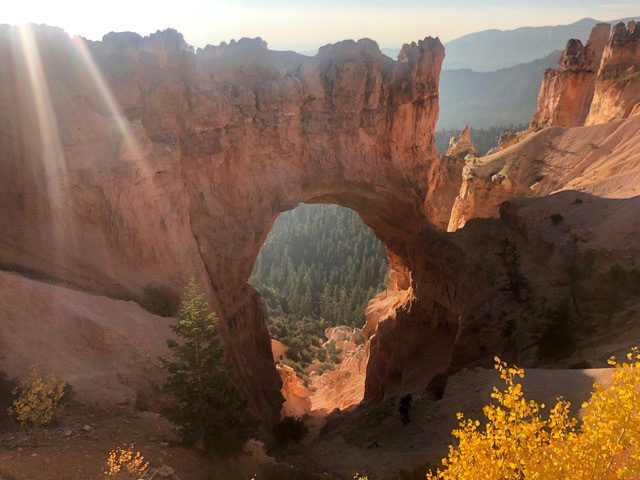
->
[2,23,640,426]
[532,22,640,128]
[0,24,451,422]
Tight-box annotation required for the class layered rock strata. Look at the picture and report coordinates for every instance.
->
[0,25,452,422]
[532,21,640,128]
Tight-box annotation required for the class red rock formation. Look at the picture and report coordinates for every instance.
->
[448,115,640,231]
[0,24,452,422]
[586,21,640,125]
[423,128,475,229]
[309,327,367,412]
[277,364,312,417]
[4,21,640,429]
[0,271,172,408]
[531,23,610,128]
[532,21,640,128]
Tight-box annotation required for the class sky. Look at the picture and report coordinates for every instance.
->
[3,0,639,51]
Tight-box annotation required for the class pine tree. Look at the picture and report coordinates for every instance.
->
[159,279,258,455]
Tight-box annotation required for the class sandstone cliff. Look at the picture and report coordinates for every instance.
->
[0,24,450,422]
[2,21,640,429]
[532,21,640,128]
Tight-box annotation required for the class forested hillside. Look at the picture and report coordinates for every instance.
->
[438,51,559,129]
[442,17,638,70]
[435,124,527,156]
[250,204,388,369]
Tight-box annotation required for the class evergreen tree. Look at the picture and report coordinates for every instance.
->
[159,279,258,455]
[249,204,390,371]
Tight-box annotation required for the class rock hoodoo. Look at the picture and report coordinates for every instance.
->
[532,22,640,128]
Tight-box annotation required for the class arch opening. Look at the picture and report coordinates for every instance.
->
[249,203,390,413]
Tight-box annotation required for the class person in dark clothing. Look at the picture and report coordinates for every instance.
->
[399,394,413,425]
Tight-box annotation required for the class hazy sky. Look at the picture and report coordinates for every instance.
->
[4,0,639,50]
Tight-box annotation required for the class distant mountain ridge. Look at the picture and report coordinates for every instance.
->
[442,17,639,71]
[438,50,560,129]
[302,17,637,71]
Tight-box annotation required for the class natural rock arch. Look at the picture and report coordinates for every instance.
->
[0,25,467,423]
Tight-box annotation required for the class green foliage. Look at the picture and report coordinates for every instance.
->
[539,298,575,361]
[315,362,335,376]
[437,51,560,129]
[496,239,530,303]
[250,204,388,368]
[159,279,258,455]
[435,124,527,156]
[273,415,309,445]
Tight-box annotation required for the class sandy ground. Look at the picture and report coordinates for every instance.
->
[0,402,283,480]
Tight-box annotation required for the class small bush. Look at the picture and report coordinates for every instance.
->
[550,213,564,225]
[273,415,308,445]
[104,444,150,479]
[8,365,65,434]
[572,198,583,205]
[315,363,335,376]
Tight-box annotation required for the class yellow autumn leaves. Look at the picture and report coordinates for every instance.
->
[8,364,65,429]
[104,444,150,478]
[428,350,640,479]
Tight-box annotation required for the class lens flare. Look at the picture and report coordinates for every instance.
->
[14,24,76,271]
[71,36,143,162]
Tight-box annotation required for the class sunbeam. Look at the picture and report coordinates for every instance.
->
[71,36,144,162]
[13,24,77,273]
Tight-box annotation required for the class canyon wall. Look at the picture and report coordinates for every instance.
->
[532,21,640,129]
[0,24,460,423]
[2,21,640,427]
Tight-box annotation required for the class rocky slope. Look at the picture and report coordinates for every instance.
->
[0,271,171,407]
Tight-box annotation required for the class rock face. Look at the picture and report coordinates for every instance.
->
[3,23,640,429]
[277,364,312,417]
[586,21,640,125]
[531,23,610,128]
[0,24,452,423]
[309,327,368,412]
[532,22,640,128]
[0,271,172,408]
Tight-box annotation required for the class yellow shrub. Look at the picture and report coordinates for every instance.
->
[104,444,149,479]
[8,365,65,429]
[428,350,640,479]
